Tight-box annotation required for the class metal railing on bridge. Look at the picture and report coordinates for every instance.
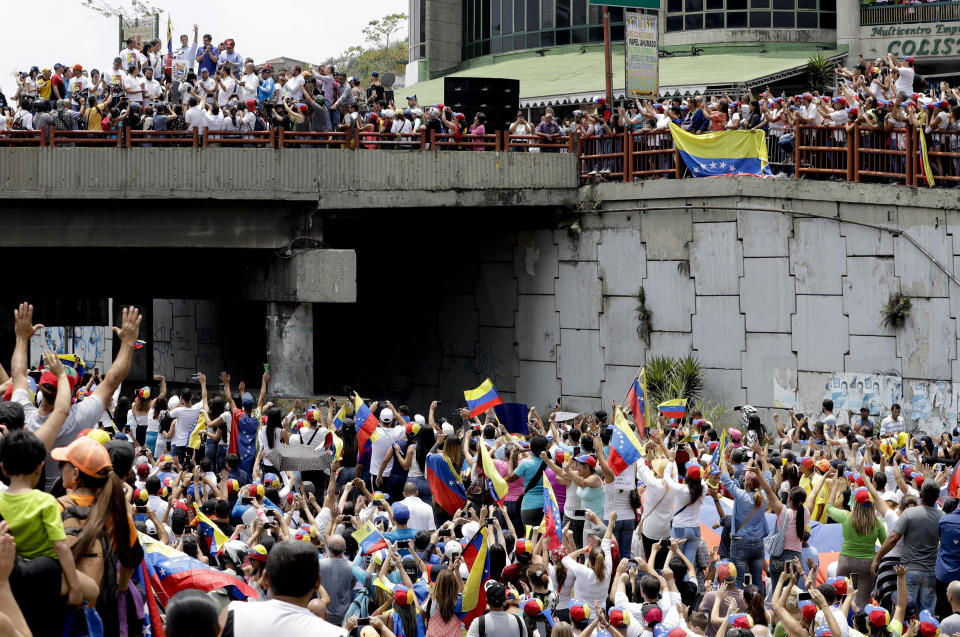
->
[860,1,960,25]
[3,125,958,189]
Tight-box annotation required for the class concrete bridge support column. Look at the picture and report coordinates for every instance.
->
[265,302,314,397]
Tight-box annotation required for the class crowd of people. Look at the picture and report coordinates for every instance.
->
[1,36,957,173]
[4,300,960,637]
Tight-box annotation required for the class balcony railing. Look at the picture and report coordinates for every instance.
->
[861,1,960,26]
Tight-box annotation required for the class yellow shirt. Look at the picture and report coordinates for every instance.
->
[37,77,52,100]
[0,490,66,559]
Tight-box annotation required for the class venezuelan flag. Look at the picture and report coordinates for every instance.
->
[658,398,687,420]
[543,473,563,549]
[187,411,207,450]
[479,440,509,505]
[669,123,772,177]
[456,527,490,628]
[193,503,229,556]
[332,404,347,431]
[711,428,728,471]
[352,521,389,555]
[426,453,467,515]
[609,407,644,475]
[462,527,483,570]
[464,378,504,418]
[626,368,648,438]
[918,111,936,188]
[321,430,344,463]
[353,395,381,454]
[139,532,257,603]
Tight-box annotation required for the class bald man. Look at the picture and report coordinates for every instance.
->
[940,581,960,634]
[316,535,355,626]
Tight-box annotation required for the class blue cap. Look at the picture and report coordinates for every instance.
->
[242,392,255,409]
[392,502,410,523]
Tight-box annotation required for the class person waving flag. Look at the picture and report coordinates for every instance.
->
[608,405,645,475]
[658,398,687,420]
[625,368,648,437]
[464,378,504,417]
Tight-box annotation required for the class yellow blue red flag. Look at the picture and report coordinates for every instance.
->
[456,527,490,627]
[609,406,645,475]
[464,378,504,417]
[479,441,509,505]
[543,473,563,549]
[352,521,388,555]
[669,123,772,177]
[658,398,687,420]
[193,503,229,556]
[626,368,648,438]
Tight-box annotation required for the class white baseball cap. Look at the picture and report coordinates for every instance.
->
[380,408,394,424]
[445,540,463,557]
[441,423,455,436]
[414,414,426,426]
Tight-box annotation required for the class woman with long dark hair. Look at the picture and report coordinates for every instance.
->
[127,376,166,448]
[424,569,462,637]
[54,436,143,637]
[394,423,436,505]
[258,406,288,474]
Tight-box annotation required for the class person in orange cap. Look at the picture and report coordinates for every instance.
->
[54,435,144,636]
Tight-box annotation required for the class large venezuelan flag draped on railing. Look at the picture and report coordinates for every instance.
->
[669,123,772,177]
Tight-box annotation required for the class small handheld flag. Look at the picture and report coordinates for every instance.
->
[193,503,229,556]
[353,395,381,453]
[426,453,467,515]
[543,473,563,549]
[352,521,388,555]
[657,398,687,420]
[625,368,648,438]
[609,406,645,475]
[134,339,146,350]
[464,378,504,417]
[479,441,509,505]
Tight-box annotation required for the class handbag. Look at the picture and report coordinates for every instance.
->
[764,508,789,557]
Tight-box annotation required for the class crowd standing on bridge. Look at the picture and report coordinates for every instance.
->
[5,302,960,637]
[1,37,958,177]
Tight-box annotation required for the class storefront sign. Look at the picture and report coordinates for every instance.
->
[625,11,658,98]
[865,22,960,57]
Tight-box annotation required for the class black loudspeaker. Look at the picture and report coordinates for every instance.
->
[444,77,520,132]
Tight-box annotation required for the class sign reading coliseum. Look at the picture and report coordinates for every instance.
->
[868,21,960,57]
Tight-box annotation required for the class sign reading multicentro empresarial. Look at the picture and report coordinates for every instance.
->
[625,11,658,98]
[590,0,660,9]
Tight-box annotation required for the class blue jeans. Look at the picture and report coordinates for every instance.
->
[671,526,700,570]
[731,537,766,594]
[906,569,937,615]
[205,441,226,473]
[605,518,636,558]
[778,133,795,159]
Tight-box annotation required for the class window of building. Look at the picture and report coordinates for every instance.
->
[664,0,833,31]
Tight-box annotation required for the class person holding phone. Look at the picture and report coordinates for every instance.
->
[824,475,886,610]
[719,452,768,592]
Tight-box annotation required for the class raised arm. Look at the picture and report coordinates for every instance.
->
[257,371,269,412]
[11,302,42,394]
[94,307,142,405]
[33,352,71,451]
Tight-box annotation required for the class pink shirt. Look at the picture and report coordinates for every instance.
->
[547,468,567,513]
[495,459,524,502]
[781,506,810,553]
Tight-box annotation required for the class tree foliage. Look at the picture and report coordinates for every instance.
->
[321,13,409,81]
[81,0,161,20]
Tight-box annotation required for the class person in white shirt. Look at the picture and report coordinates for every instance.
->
[184,97,204,130]
[168,388,202,463]
[123,65,145,105]
[66,66,90,110]
[203,103,226,131]
[0,110,9,132]
[561,512,615,604]
[141,67,162,103]
[120,39,147,70]
[238,62,260,103]
[880,404,905,435]
[284,67,305,102]
[371,407,407,488]
[890,53,916,97]
[215,68,238,107]
[399,481,435,530]
[198,69,217,106]
[224,541,347,637]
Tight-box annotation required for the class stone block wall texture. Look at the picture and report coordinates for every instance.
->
[405,180,960,431]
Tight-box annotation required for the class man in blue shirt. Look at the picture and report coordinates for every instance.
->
[257,66,276,103]
[384,503,417,556]
[936,500,960,617]
[217,39,243,73]
[195,33,219,76]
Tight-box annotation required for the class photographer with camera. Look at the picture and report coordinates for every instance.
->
[14,67,39,101]
[301,78,331,133]
[509,111,535,151]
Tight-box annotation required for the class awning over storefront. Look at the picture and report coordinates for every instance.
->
[400,44,848,108]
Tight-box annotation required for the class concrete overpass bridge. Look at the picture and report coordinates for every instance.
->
[2,146,959,424]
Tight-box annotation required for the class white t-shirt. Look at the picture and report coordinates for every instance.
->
[123,73,145,103]
[371,426,406,477]
[895,66,915,95]
[0,114,8,131]
[284,76,304,102]
[822,413,838,438]
[25,392,105,489]
[169,404,202,447]
[147,494,168,521]
[226,599,347,637]
[120,48,146,70]
[67,76,90,106]
[239,73,260,101]
[184,105,204,130]
[203,110,225,131]
[883,509,903,558]
[400,495,436,531]
[199,77,217,104]
[815,606,850,637]
[142,78,162,102]
[217,76,237,107]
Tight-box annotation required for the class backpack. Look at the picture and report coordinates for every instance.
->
[345,572,372,620]
[11,111,26,130]
[58,494,120,605]
[253,116,266,132]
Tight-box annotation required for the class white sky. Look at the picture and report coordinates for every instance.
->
[0,0,407,97]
